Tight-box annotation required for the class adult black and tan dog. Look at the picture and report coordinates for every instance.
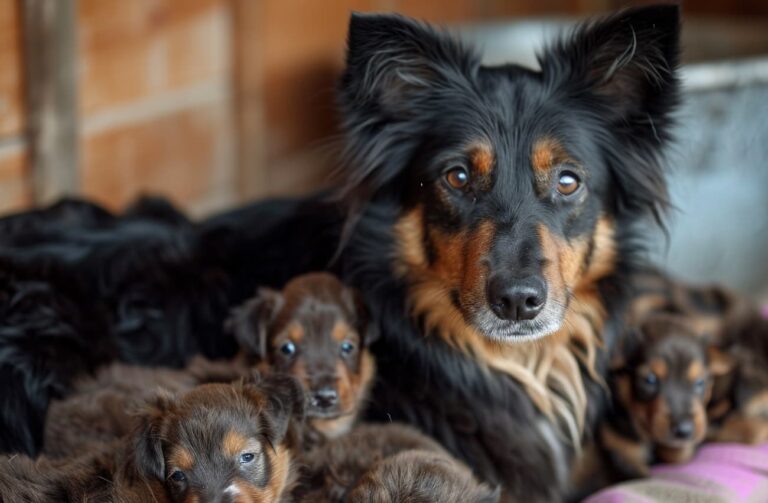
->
[227,6,678,500]
[0,5,681,500]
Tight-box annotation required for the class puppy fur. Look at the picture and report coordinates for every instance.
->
[292,423,500,503]
[1,376,303,503]
[601,314,731,480]
[227,272,377,444]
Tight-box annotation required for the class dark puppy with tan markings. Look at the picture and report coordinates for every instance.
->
[293,423,500,503]
[601,315,731,480]
[0,376,303,503]
[227,272,377,442]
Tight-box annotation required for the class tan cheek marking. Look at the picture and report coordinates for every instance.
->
[394,207,427,276]
[692,400,708,443]
[223,430,247,458]
[331,320,351,343]
[582,217,617,285]
[687,361,705,382]
[537,224,566,303]
[286,322,304,343]
[648,396,671,442]
[460,220,495,308]
[649,359,668,380]
[241,446,292,503]
[169,446,194,472]
[470,143,494,176]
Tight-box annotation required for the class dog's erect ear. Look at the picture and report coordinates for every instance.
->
[133,390,175,481]
[707,346,735,377]
[225,288,283,359]
[245,374,305,445]
[540,5,680,222]
[612,326,644,370]
[541,5,680,127]
[338,13,479,197]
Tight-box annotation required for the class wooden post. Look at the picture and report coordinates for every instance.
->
[22,0,80,203]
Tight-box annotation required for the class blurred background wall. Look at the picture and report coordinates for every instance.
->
[1,0,767,218]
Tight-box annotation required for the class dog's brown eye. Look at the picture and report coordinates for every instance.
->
[557,170,580,196]
[445,166,469,189]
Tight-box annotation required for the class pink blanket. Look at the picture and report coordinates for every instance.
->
[584,444,768,503]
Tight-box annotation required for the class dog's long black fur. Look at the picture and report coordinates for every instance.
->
[0,7,681,501]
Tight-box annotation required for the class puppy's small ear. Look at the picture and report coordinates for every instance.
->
[225,288,283,359]
[133,390,174,481]
[248,374,305,445]
[343,287,380,347]
[612,326,643,370]
[708,347,735,377]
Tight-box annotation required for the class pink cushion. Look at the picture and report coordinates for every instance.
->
[583,443,768,503]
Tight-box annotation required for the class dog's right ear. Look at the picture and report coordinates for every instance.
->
[225,288,284,359]
[133,390,174,481]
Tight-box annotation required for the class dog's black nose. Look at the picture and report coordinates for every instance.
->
[312,388,339,409]
[672,420,694,440]
[487,275,547,321]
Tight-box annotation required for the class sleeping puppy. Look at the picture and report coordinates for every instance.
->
[293,423,500,503]
[1,376,303,502]
[601,315,733,480]
[227,272,377,443]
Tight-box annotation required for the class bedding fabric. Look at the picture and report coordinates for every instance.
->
[584,443,768,503]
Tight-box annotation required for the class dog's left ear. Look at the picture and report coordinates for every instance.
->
[338,13,480,199]
[342,287,379,347]
[244,374,305,445]
[132,390,175,481]
[225,288,284,359]
[540,5,680,221]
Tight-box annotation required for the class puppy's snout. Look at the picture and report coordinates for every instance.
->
[672,419,694,440]
[311,387,339,409]
[487,274,547,321]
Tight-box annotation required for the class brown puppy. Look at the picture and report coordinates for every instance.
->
[1,376,303,502]
[44,355,247,457]
[227,272,377,442]
[601,315,732,480]
[293,423,500,503]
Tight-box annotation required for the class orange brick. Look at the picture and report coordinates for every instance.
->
[0,146,31,214]
[0,0,25,137]
[81,104,233,212]
[78,0,229,116]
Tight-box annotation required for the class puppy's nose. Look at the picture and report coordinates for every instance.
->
[311,388,338,409]
[487,275,547,321]
[672,419,694,440]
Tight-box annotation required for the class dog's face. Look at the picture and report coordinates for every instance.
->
[227,273,376,429]
[615,317,725,451]
[338,6,679,344]
[134,376,303,503]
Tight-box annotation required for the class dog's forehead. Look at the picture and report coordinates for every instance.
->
[648,335,707,374]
